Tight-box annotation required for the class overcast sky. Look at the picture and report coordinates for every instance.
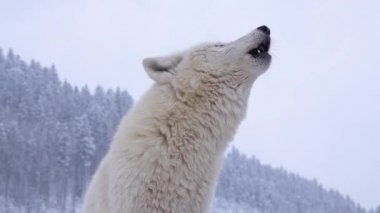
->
[1,0,379,209]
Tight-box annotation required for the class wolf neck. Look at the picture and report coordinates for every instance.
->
[114,83,252,210]
[170,81,251,156]
[119,81,252,157]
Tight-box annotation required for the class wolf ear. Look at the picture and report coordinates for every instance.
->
[142,53,183,83]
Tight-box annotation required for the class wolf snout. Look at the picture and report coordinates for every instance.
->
[257,25,270,35]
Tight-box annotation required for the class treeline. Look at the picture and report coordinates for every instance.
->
[0,49,132,212]
[215,147,378,213]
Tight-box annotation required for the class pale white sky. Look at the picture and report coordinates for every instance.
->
[1,0,379,209]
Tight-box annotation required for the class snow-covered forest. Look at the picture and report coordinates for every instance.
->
[0,48,378,213]
[0,49,132,212]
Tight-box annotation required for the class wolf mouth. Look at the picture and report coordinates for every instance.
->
[248,37,271,58]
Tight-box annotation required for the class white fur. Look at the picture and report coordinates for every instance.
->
[83,28,271,213]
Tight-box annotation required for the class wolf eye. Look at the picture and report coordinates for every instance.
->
[214,44,225,47]
[248,46,266,58]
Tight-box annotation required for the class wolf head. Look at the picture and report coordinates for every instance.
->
[143,26,272,100]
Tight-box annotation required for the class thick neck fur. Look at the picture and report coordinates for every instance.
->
[172,75,253,153]
[110,76,254,212]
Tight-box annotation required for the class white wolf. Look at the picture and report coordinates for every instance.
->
[83,25,272,213]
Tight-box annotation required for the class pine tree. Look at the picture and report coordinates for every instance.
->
[0,48,4,64]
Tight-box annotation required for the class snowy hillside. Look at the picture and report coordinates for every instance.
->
[0,49,377,213]
[215,148,375,213]
[0,49,132,212]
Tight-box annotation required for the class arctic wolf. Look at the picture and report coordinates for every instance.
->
[83,25,272,213]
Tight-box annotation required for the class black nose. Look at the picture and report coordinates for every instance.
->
[257,25,270,35]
